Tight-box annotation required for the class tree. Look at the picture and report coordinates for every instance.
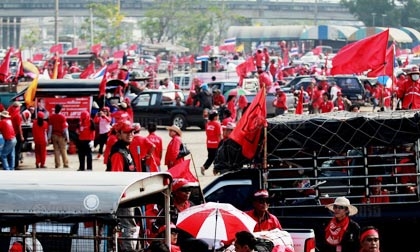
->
[80,3,126,49]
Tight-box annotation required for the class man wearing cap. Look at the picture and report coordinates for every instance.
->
[107,120,136,172]
[200,110,222,176]
[396,66,420,110]
[146,122,163,171]
[323,196,360,252]
[273,88,287,115]
[0,111,17,170]
[48,104,70,169]
[245,189,282,232]
[7,101,25,169]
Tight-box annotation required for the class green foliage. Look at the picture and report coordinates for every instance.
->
[341,0,420,30]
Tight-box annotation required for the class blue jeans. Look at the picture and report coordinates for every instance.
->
[1,137,17,170]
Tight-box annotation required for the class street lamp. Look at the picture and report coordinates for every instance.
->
[371,12,376,27]
[382,14,387,27]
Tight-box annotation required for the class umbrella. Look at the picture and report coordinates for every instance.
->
[377,75,392,89]
[176,202,256,249]
[224,88,251,97]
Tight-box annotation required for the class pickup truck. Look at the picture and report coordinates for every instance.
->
[130,89,206,130]
[202,168,316,252]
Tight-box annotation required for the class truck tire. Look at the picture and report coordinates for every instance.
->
[173,114,187,130]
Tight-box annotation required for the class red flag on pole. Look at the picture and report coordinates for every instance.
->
[167,159,199,183]
[0,48,12,82]
[49,44,63,54]
[79,63,95,79]
[91,43,102,56]
[331,29,389,75]
[66,48,79,55]
[229,87,267,159]
[99,66,109,97]
[367,44,395,78]
[32,54,44,61]
[15,51,25,81]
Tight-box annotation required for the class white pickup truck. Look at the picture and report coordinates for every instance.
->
[202,169,316,252]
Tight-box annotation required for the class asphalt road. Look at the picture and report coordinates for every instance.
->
[18,126,216,187]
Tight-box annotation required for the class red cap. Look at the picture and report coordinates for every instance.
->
[253,189,269,198]
[172,178,195,191]
[115,120,135,133]
[37,111,45,119]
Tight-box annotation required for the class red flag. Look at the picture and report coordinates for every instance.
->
[91,43,102,56]
[236,57,255,87]
[99,66,109,97]
[295,89,304,115]
[79,63,95,79]
[229,87,267,159]
[331,29,389,75]
[167,159,199,183]
[106,61,120,73]
[113,50,125,58]
[128,44,137,51]
[367,45,394,77]
[66,48,79,55]
[0,48,12,82]
[15,51,25,81]
[49,44,63,54]
[32,53,44,61]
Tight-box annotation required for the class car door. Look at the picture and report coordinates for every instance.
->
[131,92,154,126]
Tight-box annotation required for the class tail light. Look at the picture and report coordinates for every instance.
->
[304,237,316,252]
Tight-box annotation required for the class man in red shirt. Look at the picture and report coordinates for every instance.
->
[254,49,263,71]
[263,47,270,71]
[48,104,70,168]
[200,110,222,176]
[7,101,24,169]
[320,92,334,113]
[246,189,282,232]
[129,123,156,172]
[397,66,420,110]
[273,88,288,115]
[212,89,226,108]
[0,111,17,170]
[146,122,163,171]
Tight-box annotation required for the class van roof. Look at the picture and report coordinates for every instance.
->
[0,171,172,221]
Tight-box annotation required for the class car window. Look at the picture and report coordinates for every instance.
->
[133,94,151,106]
[336,78,361,91]
[205,184,255,211]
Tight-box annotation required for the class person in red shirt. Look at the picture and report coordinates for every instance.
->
[263,47,270,71]
[254,49,263,71]
[397,66,420,110]
[47,104,70,168]
[212,89,226,108]
[246,189,282,232]
[269,59,277,81]
[0,111,17,170]
[273,88,288,115]
[361,177,390,204]
[334,92,352,111]
[129,123,156,172]
[237,95,248,121]
[111,102,131,123]
[76,110,95,171]
[107,120,136,172]
[7,101,24,169]
[146,122,163,171]
[165,125,184,169]
[226,95,237,121]
[320,92,334,113]
[200,110,222,176]
[221,109,234,126]
[103,126,118,165]
[32,111,48,168]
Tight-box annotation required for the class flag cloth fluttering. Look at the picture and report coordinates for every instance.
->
[331,29,389,75]
[167,159,199,183]
[229,87,267,159]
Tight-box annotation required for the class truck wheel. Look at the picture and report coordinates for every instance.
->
[173,114,187,130]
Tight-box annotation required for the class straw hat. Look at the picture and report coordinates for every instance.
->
[167,125,182,137]
[0,111,11,118]
[326,196,358,216]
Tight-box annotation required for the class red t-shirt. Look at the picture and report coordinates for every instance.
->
[129,135,156,172]
[49,113,67,137]
[0,118,16,140]
[32,120,48,145]
[147,132,163,167]
[206,120,222,149]
[213,94,226,106]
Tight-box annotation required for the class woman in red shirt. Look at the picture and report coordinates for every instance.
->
[32,112,48,168]
[76,110,95,171]
[200,110,222,176]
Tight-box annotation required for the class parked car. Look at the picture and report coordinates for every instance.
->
[130,89,206,130]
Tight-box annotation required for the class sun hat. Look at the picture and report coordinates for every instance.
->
[166,125,182,137]
[408,66,420,75]
[0,111,11,118]
[172,178,198,192]
[252,189,269,199]
[326,196,358,216]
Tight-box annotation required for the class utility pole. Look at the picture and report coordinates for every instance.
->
[55,0,59,44]
[90,7,93,46]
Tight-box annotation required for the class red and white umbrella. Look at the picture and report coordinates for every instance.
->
[176,202,256,249]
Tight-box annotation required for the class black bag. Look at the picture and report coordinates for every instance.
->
[254,237,274,252]
[177,143,190,159]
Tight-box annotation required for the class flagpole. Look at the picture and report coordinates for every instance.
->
[189,153,206,204]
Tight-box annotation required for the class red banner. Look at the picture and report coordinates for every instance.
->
[38,97,92,119]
